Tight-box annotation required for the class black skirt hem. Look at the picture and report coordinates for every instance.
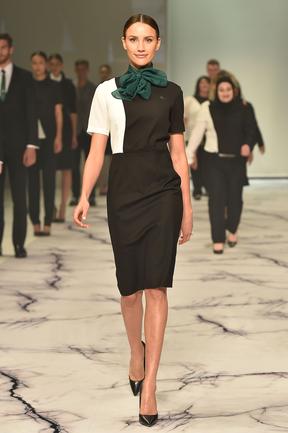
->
[118,282,173,297]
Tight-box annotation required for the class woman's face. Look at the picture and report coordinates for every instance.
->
[122,22,161,68]
[48,58,63,76]
[198,78,210,97]
[217,82,234,103]
[31,55,47,78]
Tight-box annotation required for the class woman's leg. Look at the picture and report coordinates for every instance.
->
[58,169,72,220]
[28,158,41,230]
[42,149,56,231]
[207,159,227,247]
[121,290,145,381]
[141,287,168,414]
[227,159,245,240]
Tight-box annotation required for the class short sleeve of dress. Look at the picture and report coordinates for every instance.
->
[87,84,110,136]
[53,82,63,106]
[169,88,185,134]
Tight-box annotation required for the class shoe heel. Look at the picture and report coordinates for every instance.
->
[139,382,158,427]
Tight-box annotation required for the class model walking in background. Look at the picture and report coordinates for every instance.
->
[48,54,77,222]
[28,51,63,236]
[74,14,192,426]
[187,76,254,254]
[184,75,210,199]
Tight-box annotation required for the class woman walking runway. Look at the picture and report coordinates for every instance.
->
[186,76,254,253]
[74,14,192,426]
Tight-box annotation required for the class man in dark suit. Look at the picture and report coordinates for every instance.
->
[0,33,38,258]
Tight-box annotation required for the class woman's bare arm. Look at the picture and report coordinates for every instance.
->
[73,133,108,227]
[169,133,193,244]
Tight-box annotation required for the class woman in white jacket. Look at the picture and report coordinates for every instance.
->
[184,76,210,199]
[186,76,254,254]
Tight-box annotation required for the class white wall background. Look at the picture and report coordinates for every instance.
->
[0,0,166,81]
[167,0,288,177]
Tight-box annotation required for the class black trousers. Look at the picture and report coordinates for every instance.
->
[28,139,56,226]
[71,130,95,200]
[0,150,27,248]
[204,153,246,243]
[190,145,205,195]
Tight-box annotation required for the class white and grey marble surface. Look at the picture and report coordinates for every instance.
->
[0,180,288,433]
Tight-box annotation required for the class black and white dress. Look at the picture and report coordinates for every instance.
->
[87,77,184,296]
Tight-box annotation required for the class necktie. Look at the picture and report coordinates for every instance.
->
[111,64,168,101]
[0,69,6,102]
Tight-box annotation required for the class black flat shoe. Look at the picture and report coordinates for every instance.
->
[69,198,78,206]
[213,249,223,254]
[227,240,237,248]
[193,193,202,201]
[139,382,158,427]
[53,218,65,223]
[15,245,27,258]
[89,197,97,207]
[129,340,145,396]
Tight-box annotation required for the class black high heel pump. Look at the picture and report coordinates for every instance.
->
[139,381,158,427]
[129,340,145,396]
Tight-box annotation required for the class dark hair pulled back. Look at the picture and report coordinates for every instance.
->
[123,14,160,38]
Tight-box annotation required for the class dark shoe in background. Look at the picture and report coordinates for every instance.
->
[69,197,79,206]
[193,193,202,201]
[89,197,97,207]
[14,245,27,258]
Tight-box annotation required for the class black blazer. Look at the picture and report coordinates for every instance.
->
[246,102,264,149]
[0,65,37,157]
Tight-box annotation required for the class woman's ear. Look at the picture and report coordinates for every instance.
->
[121,36,127,51]
[155,38,161,52]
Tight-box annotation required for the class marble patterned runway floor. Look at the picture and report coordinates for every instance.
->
[0,180,288,433]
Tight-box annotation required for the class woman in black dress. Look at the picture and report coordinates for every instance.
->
[28,52,63,236]
[48,54,77,222]
[187,76,254,253]
[74,14,193,426]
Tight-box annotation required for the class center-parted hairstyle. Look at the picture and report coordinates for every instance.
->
[31,51,48,61]
[48,53,63,63]
[123,14,160,38]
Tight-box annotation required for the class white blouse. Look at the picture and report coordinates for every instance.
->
[183,95,201,142]
[185,101,218,164]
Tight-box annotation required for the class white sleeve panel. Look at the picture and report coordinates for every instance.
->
[87,84,110,136]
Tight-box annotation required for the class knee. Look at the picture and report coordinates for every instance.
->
[145,287,167,303]
[121,290,143,308]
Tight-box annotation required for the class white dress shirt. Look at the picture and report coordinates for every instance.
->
[50,72,62,82]
[0,61,13,92]
[0,62,38,166]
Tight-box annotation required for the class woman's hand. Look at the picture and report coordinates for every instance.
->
[190,153,198,170]
[73,196,90,228]
[259,144,265,155]
[179,208,193,245]
[71,135,78,150]
[248,152,254,165]
[241,144,250,157]
[0,163,3,175]
[54,137,62,154]
[23,147,36,167]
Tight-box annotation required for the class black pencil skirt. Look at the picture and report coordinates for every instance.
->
[107,148,183,296]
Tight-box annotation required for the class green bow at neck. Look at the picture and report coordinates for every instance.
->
[112,64,168,101]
